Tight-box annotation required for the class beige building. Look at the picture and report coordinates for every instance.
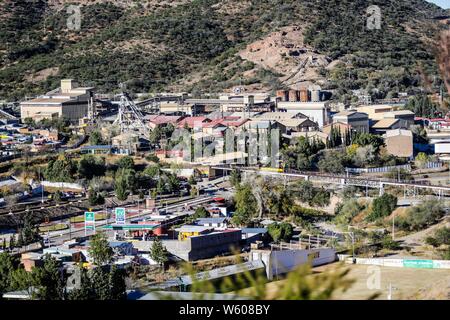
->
[276,102,331,128]
[291,131,329,144]
[383,110,415,128]
[384,129,413,158]
[20,79,94,122]
[322,122,352,136]
[356,105,398,120]
[371,118,402,134]
[332,111,369,133]
[278,118,318,133]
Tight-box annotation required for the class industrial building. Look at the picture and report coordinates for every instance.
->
[20,79,94,122]
[332,111,370,133]
[384,129,414,159]
[276,101,331,128]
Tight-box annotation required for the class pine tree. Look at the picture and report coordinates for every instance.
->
[108,266,126,300]
[9,235,15,249]
[17,230,24,248]
[149,237,168,266]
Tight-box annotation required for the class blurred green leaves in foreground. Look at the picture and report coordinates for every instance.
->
[157,257,361,300]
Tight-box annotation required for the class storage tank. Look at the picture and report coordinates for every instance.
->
[288,90,299,102]
[299,88,309,102]
[276,90,288,102]
[310,89,321,102]
[244,95,255,105]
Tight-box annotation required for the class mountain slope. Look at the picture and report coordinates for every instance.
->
[0,0,447,101]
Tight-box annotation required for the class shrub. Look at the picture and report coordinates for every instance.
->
[268,222,294,243]
[367,194,397,221]
[396,200,446,231]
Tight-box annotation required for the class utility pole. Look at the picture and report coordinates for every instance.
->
[392,211,395,241]
[387,283,398,300]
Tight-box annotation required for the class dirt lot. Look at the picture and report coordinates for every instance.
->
[312,263,450,300]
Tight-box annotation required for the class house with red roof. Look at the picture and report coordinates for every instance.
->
[146,115,184,129]
[177,116,210,129]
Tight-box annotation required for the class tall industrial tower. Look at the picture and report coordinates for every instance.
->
[114,92,150,139]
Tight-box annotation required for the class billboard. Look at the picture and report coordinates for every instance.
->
[85,211,95,233]
[115,208,126,225]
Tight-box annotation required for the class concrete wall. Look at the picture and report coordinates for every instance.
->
[346,257,450,269]
[250,248,336,280]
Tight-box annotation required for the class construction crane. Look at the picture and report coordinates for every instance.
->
[113,92,150,139]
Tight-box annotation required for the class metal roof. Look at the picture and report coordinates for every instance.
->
[241,228,268,234]
[80,145,112,150]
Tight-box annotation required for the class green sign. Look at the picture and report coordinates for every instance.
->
[115,208,126,224]
[402,259,433,269]
[85,211,95,222]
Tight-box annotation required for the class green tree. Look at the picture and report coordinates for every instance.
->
[352,133,384,153]
[89,130,105,146]
[88,233,113,266]
[114,168,136,201]
[0,252,16,297]
[230,169,242,187]
[44,155,77,182]
[232,183,258,226]
[311,188,331,207]
[188,175,197,186]
[405,94,439,118]
[108,265,126,300]
[368,193,397,221]
[31,254,66,300]
[67,266,92,300]
[149,237,168,266]
[88,189,105,206]
[317,150,346,174]
[193,207,210,219]
[396,200,445,231]
[9,235,15,250]
[20,212,41,246]
[425,227,450,247]
[414,152,429,169]
[334,199,364,226]
[116,156,135,170]
[268,222,293,243]
[53,190,63,203]
[78,155,106,180]
[89,267,112,300]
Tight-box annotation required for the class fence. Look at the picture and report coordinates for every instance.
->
[345,257,450,269]
[423,161,443,169]
[41,181,84,191]
[345,164,411,174]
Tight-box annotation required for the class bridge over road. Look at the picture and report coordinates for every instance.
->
[210,166,450,198]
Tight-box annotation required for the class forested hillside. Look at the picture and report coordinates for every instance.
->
[0,0,447,101]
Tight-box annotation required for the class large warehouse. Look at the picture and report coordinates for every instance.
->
[20,79,94,123]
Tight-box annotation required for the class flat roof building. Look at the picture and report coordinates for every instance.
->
[20,79,94,123]
[332,111,369,133]
[384,129,413,158]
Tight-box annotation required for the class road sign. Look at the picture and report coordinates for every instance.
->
[115,208,126,225]
[402,259,433,269]
[84,211,96,234]
[85,211,95,222]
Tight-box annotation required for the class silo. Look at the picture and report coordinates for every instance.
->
[311,89,321,102]
[289,90,299,102]
[299,88,309,102]
[276,90,288,102]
